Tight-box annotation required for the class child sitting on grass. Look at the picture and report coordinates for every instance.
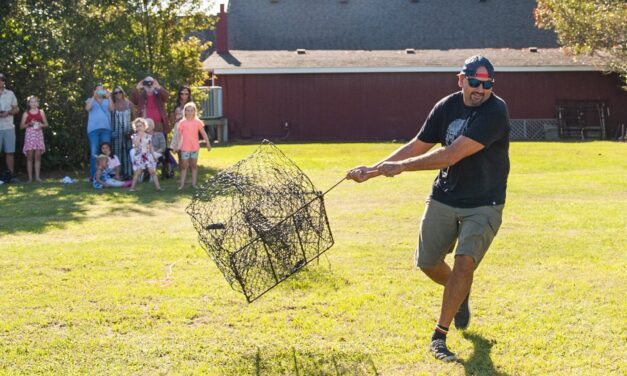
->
[93,154,130,189]
[99,142,123,180]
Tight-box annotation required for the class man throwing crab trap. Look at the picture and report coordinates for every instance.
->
[347,55,510,362]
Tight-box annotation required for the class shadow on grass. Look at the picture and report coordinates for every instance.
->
[461,332,510,376]
[0,165,219,235]
[281,255,351,291]
[251,347,378,376]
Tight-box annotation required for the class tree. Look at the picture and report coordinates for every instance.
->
[0,0,215,170]
[89,0,215,93]
[0,0,91,169]
[535,0,627,89]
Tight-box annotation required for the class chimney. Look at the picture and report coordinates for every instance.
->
[216,4,229,55]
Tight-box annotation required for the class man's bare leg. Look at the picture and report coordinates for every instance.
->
[438,255,474,328]
[420,261,451,286]
[423,255,475,362]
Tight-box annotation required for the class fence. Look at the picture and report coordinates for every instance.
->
[510,119,559,141]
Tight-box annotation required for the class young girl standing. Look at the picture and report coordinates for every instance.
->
[20,96,49,182]
[175,102,210,190]
[129,117,162,192]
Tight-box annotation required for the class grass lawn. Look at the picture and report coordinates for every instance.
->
[0,141,625,375]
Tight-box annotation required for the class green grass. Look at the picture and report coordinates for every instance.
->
[1,141,625,375]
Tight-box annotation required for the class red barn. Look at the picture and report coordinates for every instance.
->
[204,1,627,141]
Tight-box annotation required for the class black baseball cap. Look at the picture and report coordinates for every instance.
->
[460,55,495,79]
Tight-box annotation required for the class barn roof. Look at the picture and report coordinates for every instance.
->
[204,48,597,75]
[226,0,558,50]
[204,0,599,74]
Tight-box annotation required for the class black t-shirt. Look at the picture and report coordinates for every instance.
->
[416,91,510,208]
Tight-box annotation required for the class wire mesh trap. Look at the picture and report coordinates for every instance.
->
[186,140,339,302]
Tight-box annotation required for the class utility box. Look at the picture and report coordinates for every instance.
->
[196,86,228,143]
[199,86,223,119]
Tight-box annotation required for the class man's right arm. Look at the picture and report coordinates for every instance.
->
[129,89,140,106]
[347,95,447,183]
[373,137,435,168]
[346,137,435,183]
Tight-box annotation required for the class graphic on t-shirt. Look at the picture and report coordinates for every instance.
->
[445,118,468,145]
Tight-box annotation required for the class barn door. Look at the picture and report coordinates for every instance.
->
[556,100,608,140]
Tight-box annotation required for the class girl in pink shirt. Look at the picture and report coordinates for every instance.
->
[175,102,210,189]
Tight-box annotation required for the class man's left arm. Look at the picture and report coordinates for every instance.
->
[7,93,19,116]
[378,136,484,176]
[153,81,169,102]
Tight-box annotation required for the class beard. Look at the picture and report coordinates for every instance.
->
[466,91,489,107]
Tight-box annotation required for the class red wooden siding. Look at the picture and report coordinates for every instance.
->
[217,72,627,140]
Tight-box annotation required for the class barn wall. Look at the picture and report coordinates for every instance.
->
[218,71,627,140]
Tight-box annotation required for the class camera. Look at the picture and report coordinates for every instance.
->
[96,89,106,97]
[143,80,153,87]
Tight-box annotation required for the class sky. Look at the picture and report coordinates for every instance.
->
[207,1,229,15]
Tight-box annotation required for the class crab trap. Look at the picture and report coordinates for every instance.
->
[187,140,339,302]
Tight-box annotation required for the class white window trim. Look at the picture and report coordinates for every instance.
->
[212,65,599,75]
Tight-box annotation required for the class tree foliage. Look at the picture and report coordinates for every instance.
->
[0,0,215,170]
[535,0,627,89]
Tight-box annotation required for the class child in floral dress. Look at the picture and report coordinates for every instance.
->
[129,117,162,191]
[19,95,48,182]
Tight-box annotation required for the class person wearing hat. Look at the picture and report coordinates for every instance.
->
[346,55,510,362]
[130,76,171,179]
[0,73,20,176]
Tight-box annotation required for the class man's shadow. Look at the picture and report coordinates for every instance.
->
[460,332,510,376]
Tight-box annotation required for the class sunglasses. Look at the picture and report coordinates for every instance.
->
[113,90,123,94]
[467,77,494,90]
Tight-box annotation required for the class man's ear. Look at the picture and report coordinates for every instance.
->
[457,74,465,89]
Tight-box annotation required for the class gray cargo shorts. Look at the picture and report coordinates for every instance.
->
[0,129,16,153]
[415,198,504,269]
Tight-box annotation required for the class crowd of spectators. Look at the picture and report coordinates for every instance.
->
[0,73,212,190]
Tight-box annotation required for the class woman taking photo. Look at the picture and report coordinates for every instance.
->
[85,83,111,180]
